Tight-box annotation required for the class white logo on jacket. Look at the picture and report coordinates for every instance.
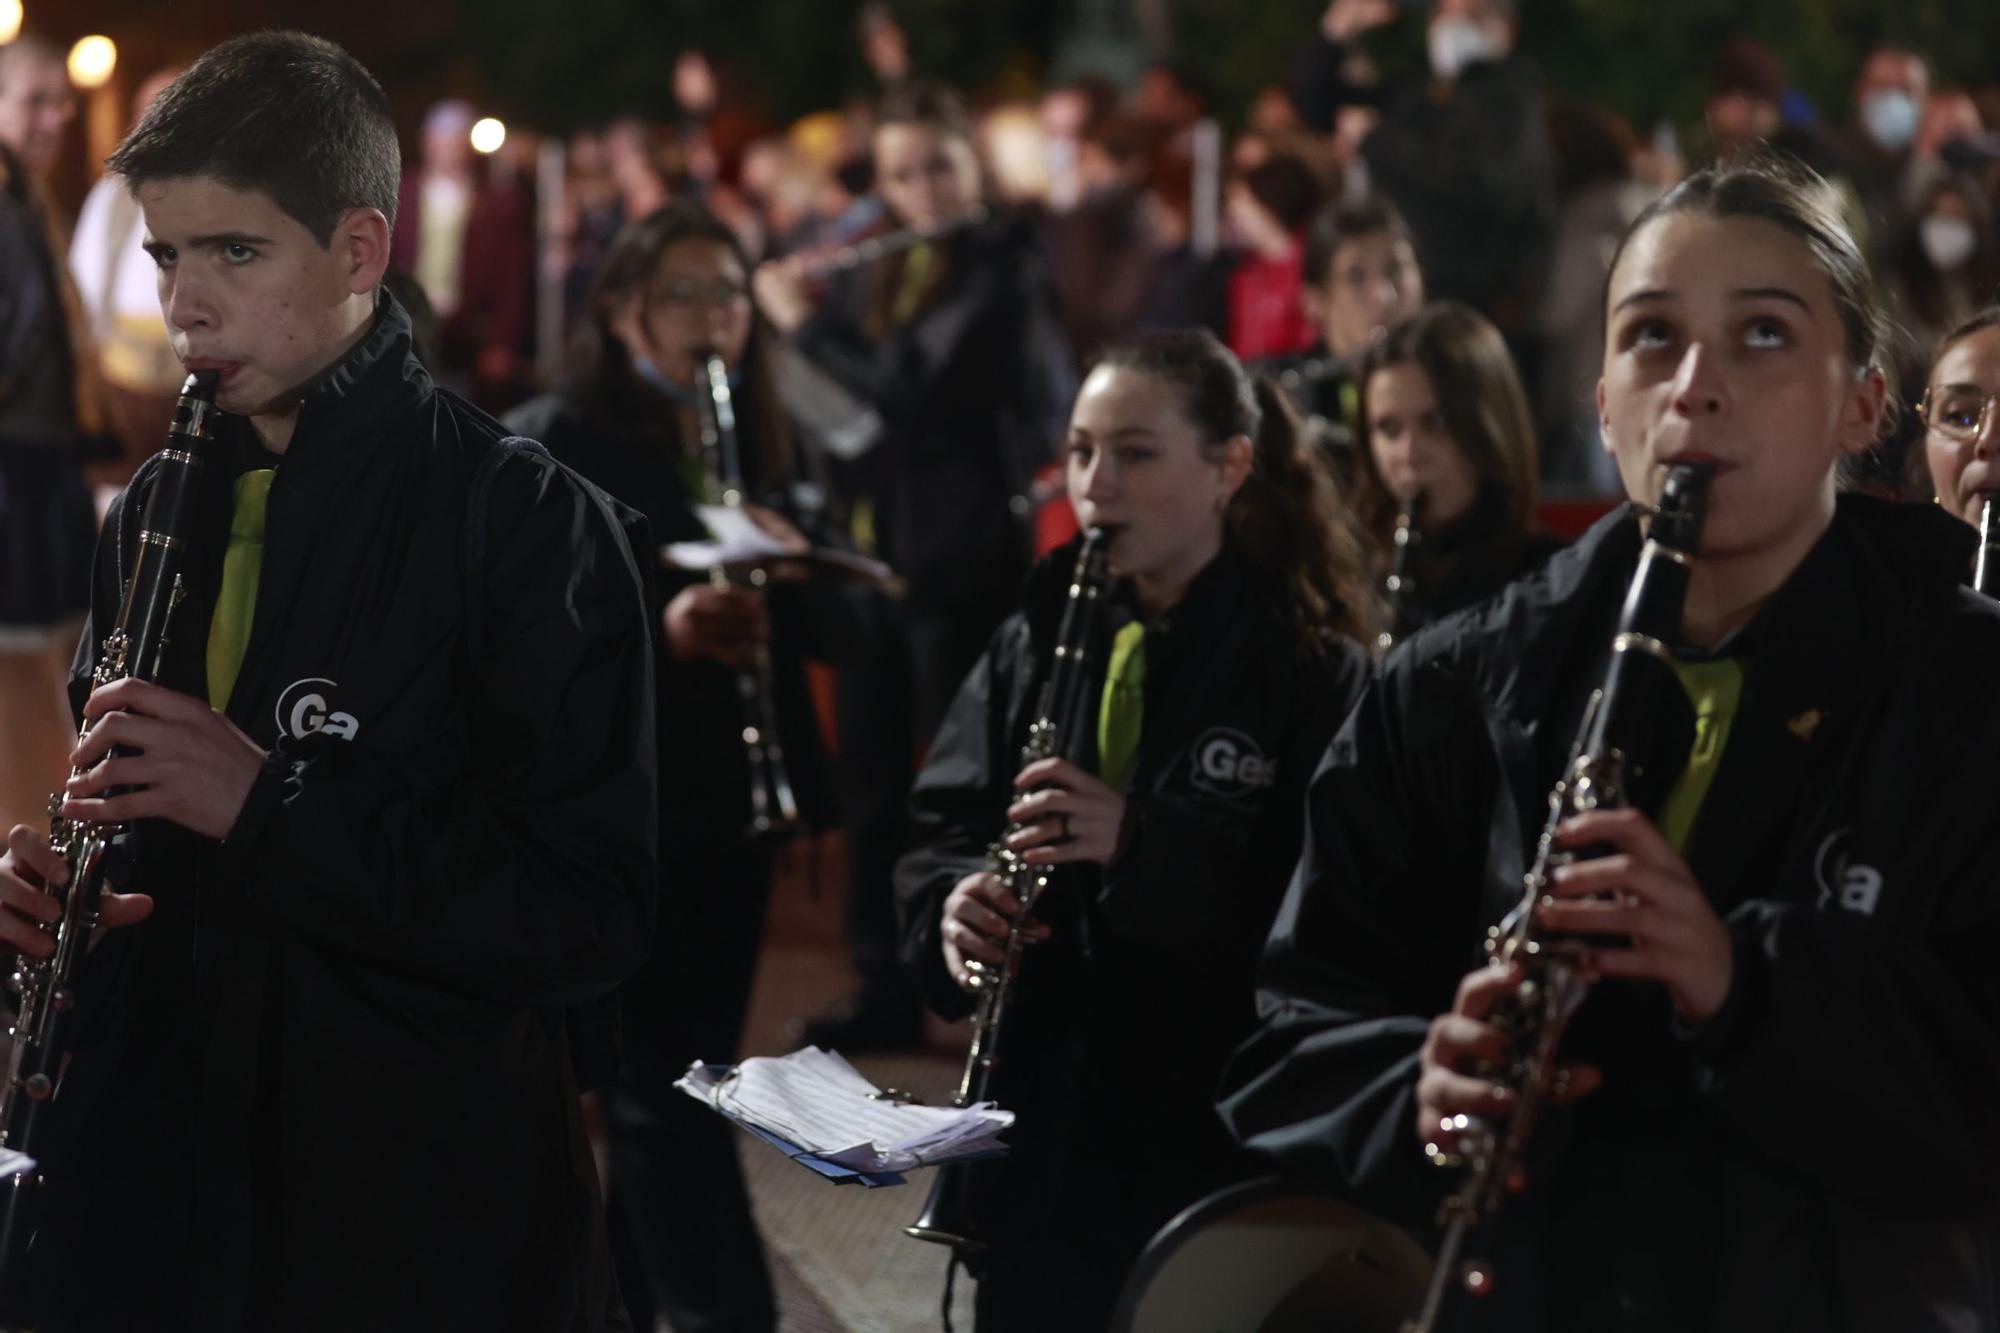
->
[1814,828,1882,916]
[275,677,360,742]
[1190,728,1276,799]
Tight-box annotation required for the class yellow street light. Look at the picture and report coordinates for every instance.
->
[68,35,117,90]
[470,117,506,155]
[0,1,23,46]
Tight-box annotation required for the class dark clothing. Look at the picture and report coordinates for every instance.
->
[1291,36,1556,325]
[391,171,536,371]
[896,542,1371,1329]
[1257,342,1362,479]
[29,296,656,1333]
[793,210,1072,735]
[1386,492,1567,641]
[1039,184,1161,372]
[1220,495,2000,1332]
[505,383,835,1333]
[0,144,95,628]
[0,145,75,439]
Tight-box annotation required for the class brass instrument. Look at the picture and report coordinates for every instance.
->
[0,371,223,1305]
[906,527,1113,1256]
[1375,492,1426,656]
[1975,496,2000,598]
[1402,463,1714,1333]
[801,205,990,279]
[691,350,806,841]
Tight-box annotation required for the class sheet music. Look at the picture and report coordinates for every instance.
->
[677,1047,1011,1173]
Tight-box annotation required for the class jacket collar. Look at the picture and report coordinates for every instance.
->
[278,289,433,471]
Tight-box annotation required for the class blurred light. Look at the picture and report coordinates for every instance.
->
[0,2,23,46]
[470,117,506,155]
[68,35,116,89]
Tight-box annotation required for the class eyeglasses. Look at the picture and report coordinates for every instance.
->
[1919,387,1999,443]
[651,277,750,310]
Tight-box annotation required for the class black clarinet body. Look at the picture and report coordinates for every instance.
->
[0,371,222,1312]
[1402,463,1714,1333]
[906,528,1112,1259]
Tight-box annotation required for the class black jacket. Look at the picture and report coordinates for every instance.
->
[34,296,656,1333]
[1220,495,2000,1332]
[895,542,1370,1314]
[1288,35,1555,319]
[504,385,833,842]
[793,212,1072,616]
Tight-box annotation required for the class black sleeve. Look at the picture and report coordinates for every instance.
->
[221,449,659,1008]
[0,194,54,412]
[1216,650,1498,1235]
[1287,30,1371,133]
[893,618,1031,1021]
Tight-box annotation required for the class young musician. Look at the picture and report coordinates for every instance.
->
[1220,157,2000,1330]
[1920,306,2000,531]
[1261,196,1426,463]
[1351,300,1562,640]
[896,330,1375,1330]
[0,34,655,1331]
[757,80,1074,1052]
[505,201,834,1333]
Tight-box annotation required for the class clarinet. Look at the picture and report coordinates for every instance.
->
[1975,496,2000,598]
[691,350,805,841]
[1402,462,1714,1333]
[0,371,222,1303]
[905,527,1112,1256]
[1375,492,1426,655]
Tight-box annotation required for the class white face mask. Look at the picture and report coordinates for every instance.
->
[1921,214,1979,272]
[1860,89,1920,152]
[1428,15,1500,82]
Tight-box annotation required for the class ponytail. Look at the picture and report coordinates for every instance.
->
[1092,330,1377,654]
[1237,377,1377,652]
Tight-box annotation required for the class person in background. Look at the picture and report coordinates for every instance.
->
[1259,194,1425,469]
[1887,173,1998,357]
[389,99,535,410]
[757,81,1074,1053]
[1042,111,1163,370]
[1225,152,1325,361]
[1352,301,1562,641]
[509,201,837,1333]
[1919,305,2000,537]
[1837,46,1931,265]
[67,67,183,488]
[1289,0,1556,343]
[1536,99,1661,494]
[0,36,99,839]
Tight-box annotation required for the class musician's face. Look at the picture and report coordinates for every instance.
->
[138,175,386,426]
[1923,324,2000,528]
[1316,231,1424,356]
[874,123,980,230]
[615,235,754,391]
[1597,211,1883,560]
[1066,365,1249,594]
[1365,362,1478,530]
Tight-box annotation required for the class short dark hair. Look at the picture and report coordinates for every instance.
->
[107,31,399,246]
[1304,195,1416,289]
